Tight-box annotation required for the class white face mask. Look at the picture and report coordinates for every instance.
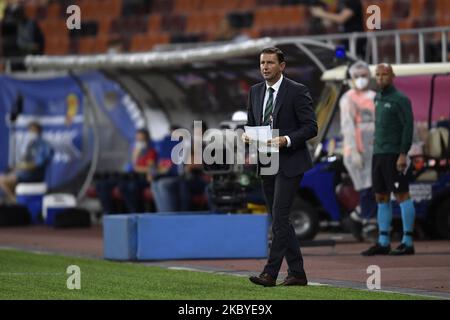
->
[28,132,39,142]
[354,77,369,90]
[135,141,147,150]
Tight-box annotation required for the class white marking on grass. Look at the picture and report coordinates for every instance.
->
[0,273,65,276]
[166,266,327,286]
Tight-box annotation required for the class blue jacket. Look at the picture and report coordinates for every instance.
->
[17,138,53,182]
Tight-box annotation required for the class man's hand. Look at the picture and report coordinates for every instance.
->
[310,6,325,18]
[397,153,407,172]
[267,136,287,148]
[241,132,252,144]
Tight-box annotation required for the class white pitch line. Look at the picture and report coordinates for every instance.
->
[166,266,328,286]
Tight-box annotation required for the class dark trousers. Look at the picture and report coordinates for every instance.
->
[118,178,149,213]
[96,176,148,214]
[261,172,306,279]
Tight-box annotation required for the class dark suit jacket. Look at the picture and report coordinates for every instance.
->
[246,76,318,177]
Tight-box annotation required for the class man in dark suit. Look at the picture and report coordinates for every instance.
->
[243,47,317,286]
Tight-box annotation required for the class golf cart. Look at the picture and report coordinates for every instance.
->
[293,63,450,240]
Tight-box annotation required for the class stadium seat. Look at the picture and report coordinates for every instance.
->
[378,37,396,63]
[161,14,187,34]
[253,7,277,30]
[94,35,109,53]
[103,0,123,18]
[45,37,70,55]
[283,5,308,29]
[45,2,61,19]
[402,39,420,63]
[39,18,70,55]
[24,1,38,19]
[78,37,97,54]
[427,127,449,159]
[258,0,281,6]
[67,0,120,19]
[110,16,148,37]
[392,0,411,20]
[186,12,225,35]
[201,0,236,12]
[78,36,108,54]
[436,0,450,27]
[151,0,175,14]
[397,0,430,33]
[39,18,66,35]
[142,188,154,203]
[185,12,204,34]
[130,33,170,52]
[192,194,208,209]
[22,0,443,60]
[77,0,99,20]
[237,0,256,11]
[97,17,112,35]
[147,14,162,34]
[174,0,202,14]
[244,27,260,39]
[86,186,97,198]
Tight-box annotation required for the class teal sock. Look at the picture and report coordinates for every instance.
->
[400,199,415,246]
[377,202,392,246]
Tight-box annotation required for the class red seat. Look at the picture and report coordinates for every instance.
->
[142,188,154,202]
[86,186,97,198]
[112,186,123,201]
[192,194,208,208]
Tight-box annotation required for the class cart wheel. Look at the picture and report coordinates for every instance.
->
[291,197,320,240]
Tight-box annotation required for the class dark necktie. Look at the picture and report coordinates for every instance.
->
[263,87,274,125]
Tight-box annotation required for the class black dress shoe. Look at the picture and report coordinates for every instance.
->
[389,243,415,255]
[361,243,391,256]
[249,273,276,287]
[279,275,308,286]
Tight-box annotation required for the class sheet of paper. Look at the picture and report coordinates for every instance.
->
[244,125,279,153]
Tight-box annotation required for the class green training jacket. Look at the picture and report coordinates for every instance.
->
[374,85,414,155]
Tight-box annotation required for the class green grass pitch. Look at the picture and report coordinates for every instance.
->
[0,248,432,300]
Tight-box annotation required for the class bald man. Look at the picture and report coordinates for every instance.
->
[361,63,416,256]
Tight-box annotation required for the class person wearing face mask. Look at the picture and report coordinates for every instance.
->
[339,61,377,241]
[95,128,156,214]
[147,126,191,213]
[119,128,157,213]
[0,121,53,203]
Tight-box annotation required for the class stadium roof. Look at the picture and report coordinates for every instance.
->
[321,63,450,81]
[24,37,355,72]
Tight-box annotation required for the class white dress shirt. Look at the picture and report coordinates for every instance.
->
[263,74,292,147]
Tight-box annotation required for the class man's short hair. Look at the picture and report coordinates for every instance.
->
[349,60,370,78]
[260,47,285,64]
[28,121,43,134]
